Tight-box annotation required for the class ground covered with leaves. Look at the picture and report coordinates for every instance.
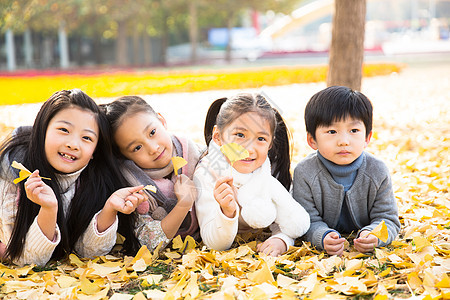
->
[0,62,448,299]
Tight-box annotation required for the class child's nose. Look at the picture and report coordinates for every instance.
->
[66,139,79,150]
[338,134,349,146]
[146,141,159,154]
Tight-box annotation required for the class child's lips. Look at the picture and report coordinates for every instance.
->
[59,152,77,161]
[239,158,255,163]
[338,150,351,155]
[155,149,165,161]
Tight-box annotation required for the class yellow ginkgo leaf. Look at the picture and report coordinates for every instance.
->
[220,143,249,166]
[172,235,183,250]
[435,273,450,288]
[11,160,51,184]
[413,236,432,252]
[247,261,275,284]
[80,269,101,295]
[370,220,389,243]
[12,161,32,184]
[144,184,157,193]
[172,235,196,254]
[172,156,187,176]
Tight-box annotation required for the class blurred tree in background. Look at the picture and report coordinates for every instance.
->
[0,0,301,69]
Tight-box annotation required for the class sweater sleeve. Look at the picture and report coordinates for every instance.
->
[292,163,333,250]
[268,223,294,248]
[271,177,310,240]
[0,180,60,266]
[135,214,170,251]
[75,211,117,258]
[193,162,239,251]
[359,162,400,247]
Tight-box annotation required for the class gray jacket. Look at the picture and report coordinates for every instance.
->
[292,151,400,249]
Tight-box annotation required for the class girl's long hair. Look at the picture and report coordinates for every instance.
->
[204,93,293,190]
[0,89,138,262]
[101,96,172,253]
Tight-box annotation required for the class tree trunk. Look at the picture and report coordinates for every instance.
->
[116,20,128,66]
[5,29,16,71]
[161,12,169,66]
[75,35,83,66]
[92,33,103,65]
[58,22,70,69]
[225,16,233,63]
[189,0,198,64]
[132,30,140,65]
[143,34,152,66]
[24,29,34,68]
[327,0,366,91]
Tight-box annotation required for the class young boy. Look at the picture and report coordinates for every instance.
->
[292,86,400,256]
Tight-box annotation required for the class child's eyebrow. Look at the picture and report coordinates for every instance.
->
[232,126,270,137]
[55,120,98,137]
[349,120,364,125]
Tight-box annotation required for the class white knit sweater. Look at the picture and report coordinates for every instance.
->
[0,164,118,266]
[194,141,310,251]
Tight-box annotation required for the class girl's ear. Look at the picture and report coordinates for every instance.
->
[364,130,373,148]
[212,125,223,146]
[307,132,318,150]
[157,113,168,129]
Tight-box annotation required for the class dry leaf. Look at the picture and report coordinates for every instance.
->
[369,220,389,243]
[220,143,249,166]
[11,160,51,184]
[143,184,157,193]
[246,261,275,284]
[172,156,187,176]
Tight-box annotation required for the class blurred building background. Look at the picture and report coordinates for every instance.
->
[1,0,449,71]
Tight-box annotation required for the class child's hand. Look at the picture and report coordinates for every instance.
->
[24,170,57,210]
[354,230,378,253]
[213,176,237,218]
[323,231,346,256]
[106,186,147,214]
[174,174,197,208]
[256,237,287,257]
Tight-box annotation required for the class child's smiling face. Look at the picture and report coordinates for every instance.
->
[307,117,372,165]
[213,112,273,174]
[44,106,99,174]
[114,112,173,169]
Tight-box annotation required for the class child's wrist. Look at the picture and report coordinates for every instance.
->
[103,199,119,215]
[221,207,236,218]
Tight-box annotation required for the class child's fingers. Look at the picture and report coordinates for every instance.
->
[176,174,189,184]
[128,185,145,194]
[328,232,340,239]
[325,241,345,256]
[214,176,233,189]
[29,170,40,178]
[216,188,234,205]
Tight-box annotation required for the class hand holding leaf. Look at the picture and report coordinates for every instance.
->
[11,161,51,184]
[172,156,187,176]
[220,143,249,167]
[369,220,388,243]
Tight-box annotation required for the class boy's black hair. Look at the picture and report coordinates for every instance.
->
[305,86,373,140]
